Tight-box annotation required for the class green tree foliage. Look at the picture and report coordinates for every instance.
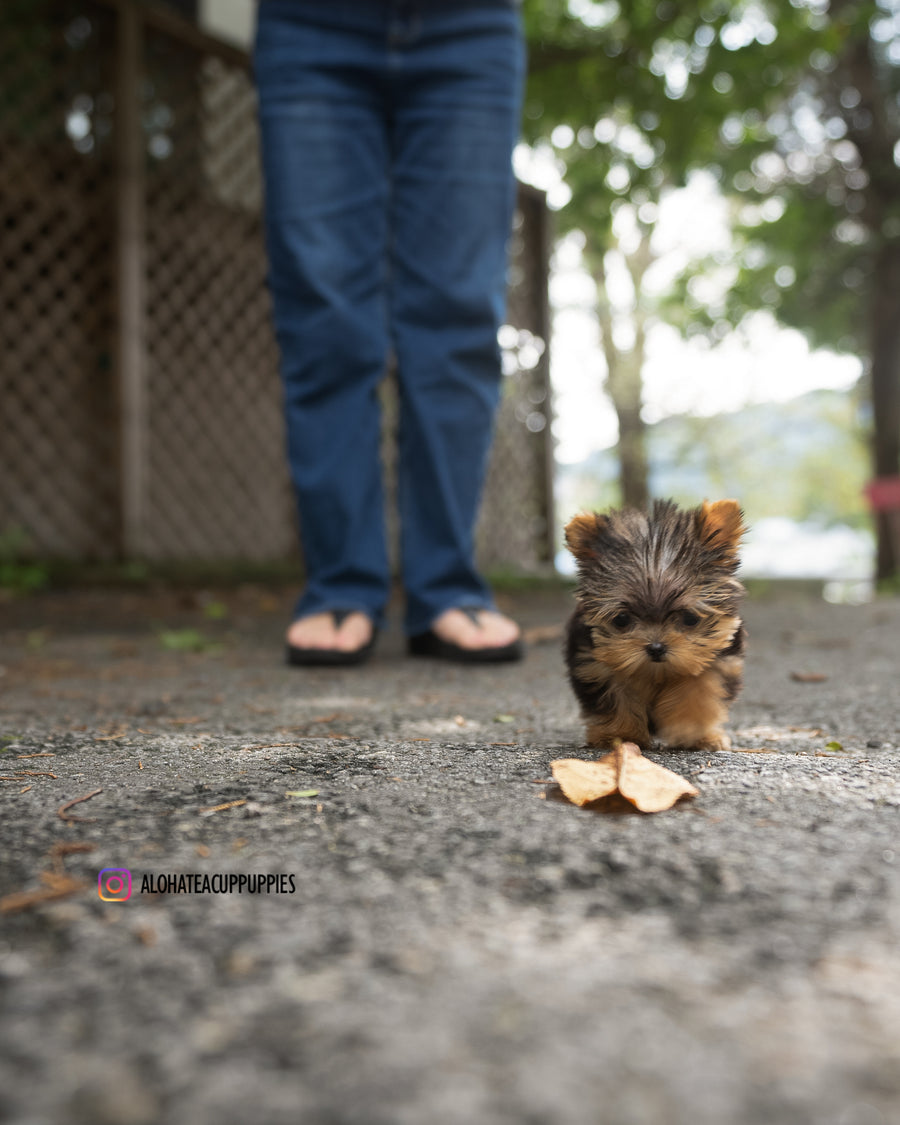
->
[522,0,900,578]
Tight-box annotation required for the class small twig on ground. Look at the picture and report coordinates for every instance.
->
[48,841,96,873]
[198,798,247,815]
[239,742,300,752]
[2,771,57,780]
[57,788,103,823]
[0,872,86,915]
[522,623,564,645]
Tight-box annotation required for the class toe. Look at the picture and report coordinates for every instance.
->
[335,612,374,652]
[430,608,520,651]
[286,612,340,650]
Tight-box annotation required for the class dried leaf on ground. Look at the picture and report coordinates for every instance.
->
[550,742,698,813]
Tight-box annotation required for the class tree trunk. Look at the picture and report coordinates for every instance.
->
[591,239,652,512]
[870,241,900,582]
[614,402,650,510]
[831,13,900,582]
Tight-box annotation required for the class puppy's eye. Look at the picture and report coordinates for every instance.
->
[612,610,632,630]
[681,610,701,627]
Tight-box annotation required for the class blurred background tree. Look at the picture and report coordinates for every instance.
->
[521,0,900,583]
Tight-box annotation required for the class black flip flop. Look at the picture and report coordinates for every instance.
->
[407,607,523,664]
[286,610,377,667]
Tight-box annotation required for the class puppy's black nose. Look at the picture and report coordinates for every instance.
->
[646,642,667,662]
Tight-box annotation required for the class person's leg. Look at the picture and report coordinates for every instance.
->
[387,2,526,643]
[254,1,392,645]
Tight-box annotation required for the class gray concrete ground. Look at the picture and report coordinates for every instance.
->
[1,584,899,1125]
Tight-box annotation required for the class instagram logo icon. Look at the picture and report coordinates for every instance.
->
[98,868,132,902]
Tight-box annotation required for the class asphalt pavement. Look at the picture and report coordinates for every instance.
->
[1,583,899,1125]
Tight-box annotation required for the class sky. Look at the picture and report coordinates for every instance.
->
[513,150,863,466]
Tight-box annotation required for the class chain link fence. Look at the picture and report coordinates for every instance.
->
[1,0,554,572]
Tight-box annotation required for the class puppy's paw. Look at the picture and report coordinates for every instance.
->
[585,722,651,753]
[693,731,731,753]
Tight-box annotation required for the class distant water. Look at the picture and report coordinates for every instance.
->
[740,518,874,602]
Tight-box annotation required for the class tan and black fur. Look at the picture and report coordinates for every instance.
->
[565,499,746,752]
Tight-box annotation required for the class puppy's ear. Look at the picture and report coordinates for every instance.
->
[697,499,745,560]
[564,513,608,561]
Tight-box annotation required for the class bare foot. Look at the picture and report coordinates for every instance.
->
[287,612,373,653]
[429,608,521,651]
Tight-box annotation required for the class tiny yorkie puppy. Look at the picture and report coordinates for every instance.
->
[564,499,746,752]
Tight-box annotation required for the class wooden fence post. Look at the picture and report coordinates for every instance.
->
[534,192,556,566]
[115,0,147,557]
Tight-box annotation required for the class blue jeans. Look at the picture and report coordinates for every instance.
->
[254,0,525,634]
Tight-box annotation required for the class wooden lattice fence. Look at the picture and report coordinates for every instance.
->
[0,0,554,570]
